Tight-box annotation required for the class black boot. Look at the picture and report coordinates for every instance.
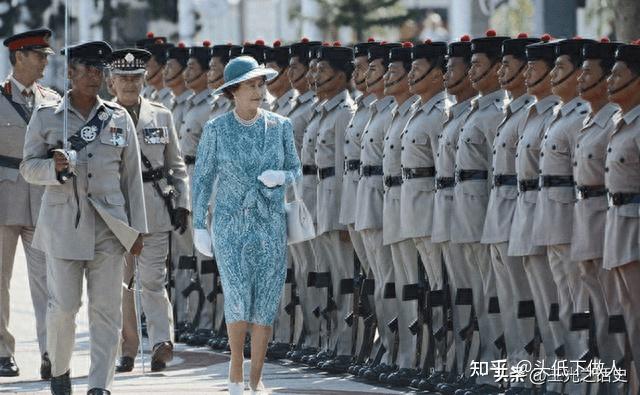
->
[87,389,111,395]
[0,356,19,377]
[41,353,52,380]
[115,356,134,373]
[50,371,71,395]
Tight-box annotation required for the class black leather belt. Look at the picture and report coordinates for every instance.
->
[403,166,436,180]
[0,155,21,169]
[184,155,196,165]
[436,177,455,189]
[540,175,574,188]
[345,159,360,172]
[318,167,335,179]
[384,175,403,187]
[576,185,607,200]
[142,167,166,182]
[493,174,518,187]
[361,165,383,177]
[455,169,488,183]
[519,179,539,192]
[608,192,640,206]
[302,164,318,175]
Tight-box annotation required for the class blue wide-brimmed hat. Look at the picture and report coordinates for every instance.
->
[213,55,278,95]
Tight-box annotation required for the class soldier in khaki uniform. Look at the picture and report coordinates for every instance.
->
[164,43,192,130]
[21,41,147,395]
[353,43,398,380]
[604,43,640,386]
[241,40,276,110]
[145,41,175,109]
[378,43,420,386]
[108,49,190,373]
[311,44,356,373]
[480,35,538,389]
[175,41,216,346]
[571,40,625,394]
[0,28,59,379]
[208,44,235,121]
[429,36,477,392]
[135,34,171,105]
[532,40,593,390]
[135,32,161,100]
[400,40,448,384]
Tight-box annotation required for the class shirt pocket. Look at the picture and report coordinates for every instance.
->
[317,127,335,148]
[461,125,486,147]
[496,186,518,200]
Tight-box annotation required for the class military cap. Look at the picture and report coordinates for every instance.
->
[368,42,401,64]
[555,37,596,65]
[526,34,556,62]
[583,38,621,60]
[471,29,510,57]
[448,34,472,59]
[167,42,190,67]
[411,39,447,61]
[61,41,113,68]
[308,43,326,61]
[289,38,322,64]
[135,32,167,49]
[3,28,54,54]
[317,42,354,64]
[265,40,290,68]
[229,45,243,60]
[615,41,640,67]
[146,41,174,65]
[354,37,379,58]
[241,39,268,64]
[389,42,413,64]
[110,48,151,74]
[189,40,213,70]
[502,33,540,59]
[210,44,234,65]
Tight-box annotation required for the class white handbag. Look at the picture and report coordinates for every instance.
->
[285,183,316,245]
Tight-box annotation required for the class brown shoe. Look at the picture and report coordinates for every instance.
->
[150,341,173,372]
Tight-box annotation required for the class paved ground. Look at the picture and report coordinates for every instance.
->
[0,241,406,394]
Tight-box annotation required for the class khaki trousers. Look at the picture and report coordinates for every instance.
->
[612,262,640,387]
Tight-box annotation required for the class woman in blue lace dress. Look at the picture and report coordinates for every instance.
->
[191,56,301,395]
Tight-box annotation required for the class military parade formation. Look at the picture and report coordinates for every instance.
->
[0,23,640,395]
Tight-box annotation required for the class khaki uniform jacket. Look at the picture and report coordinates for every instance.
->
[178,88,214,158]
[288,90,317,154]
[141,85,154,99]
[603,104,640,269]
[300,102,325,224]
[271,89,296,116]
[170,90,193,131]
[382,96,419,245]
[399,92,446,239]
[21,95,148,260]
[532,97,589,246]
[354,96,395,232]
[431,98,473,243]
[339,93,375,226]
[135,97,189,233]
[450,89,506,243]
[570,103,619,262]
[481,94,533,244]
[0,79,60,226]
[315,90,355,235]
[208,94,233,122]
[508,95,560,256]
[150,87,174,110]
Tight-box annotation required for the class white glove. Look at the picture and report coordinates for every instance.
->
[193,229,213,257]
[257,170,286,188]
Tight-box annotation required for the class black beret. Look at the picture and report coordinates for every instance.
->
[502,34,541,59]
[317,44,354,65]
[3,28,54,54]
[411,40,447,61]
[389,43,413,63]
[61,41,112,67]
[110,48,151,74]
[229,45,243,60]
[448,35,472,59]
[471,30,510,57]
[526,35,556,62]
[289,39,322,64]
[615,43,640,67]
[210,44,233,64]
[583,39,622,61]
[368,43,401,63]
[354,38,379,58]
[189,41,213,69]
[555,38,596,62]
[135,33,166,49]
[146,42,174,65]
[265,41,290,68]
[241,40,268,64]
[167,42,190,67]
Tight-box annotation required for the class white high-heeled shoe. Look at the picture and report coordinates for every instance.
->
[249,380,266,395]
[228,380,244,395]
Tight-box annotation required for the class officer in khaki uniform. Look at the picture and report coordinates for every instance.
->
[310,44,356,373]
[175,41,216,345]
[603,43,640,386]
[21,41,147,395]
[164,43,192,131]
[571,40,625,394]
[0,29,59,379]
[449,31,508,394]
[531,40,593,387]
[400,40,448,381]
[108,49,190,373]
[429,36,476,392]
[379,43,421,386]
[480,35,538,386]
[353,43,398,380]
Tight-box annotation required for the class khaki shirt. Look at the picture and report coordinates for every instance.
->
[431,97,473,243]
[21,95,147,260]
[315,89,355,235]
[400,92,446,239]
[208,94,233,122]
[178,88,213,158]
[508,95,560,256]
[450,89,506,243]
[150,87,174,110]
[271,88,297,116]
[170,90,192,131]
[603,104,640,268]
[300,102,325,224]
[135,97,189,233]
[0,79,60,227]
[481,94,533,244]
[288,90,318,155]
[382,96,419,245]
[339,93,375,225]
[354,95,395,231]
[532,96,589,246]
[141,85,154,99]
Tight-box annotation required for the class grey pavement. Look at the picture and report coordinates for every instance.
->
[0,241,407,394]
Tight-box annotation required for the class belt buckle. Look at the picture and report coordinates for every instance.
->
[576,188,586,200]
[607,193,616,207]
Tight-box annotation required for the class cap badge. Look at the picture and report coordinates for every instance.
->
[124,52,135,64]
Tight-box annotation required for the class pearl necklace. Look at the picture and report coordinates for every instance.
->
[233,109,261,126]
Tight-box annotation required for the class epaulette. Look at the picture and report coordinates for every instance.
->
[36,84,60,97]
[435,99,446,111]
[149,100,168,109]
[34,101,58,112]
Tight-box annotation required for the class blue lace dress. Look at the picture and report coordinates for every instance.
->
[192,110,301,325]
